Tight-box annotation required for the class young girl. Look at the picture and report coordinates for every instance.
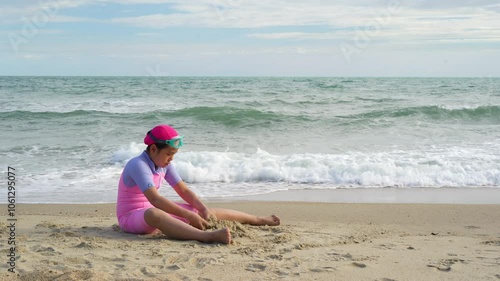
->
[116,124,280,244]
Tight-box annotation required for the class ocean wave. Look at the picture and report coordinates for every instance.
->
[0,106,309,128]
[355,97,407,103]
[340,105,500,124]
[0,109,113,120]
[166,106,295,127]
[13,144,500,203]
[311,81,344,90]
[0,99,168,115]
[111,145,500,187]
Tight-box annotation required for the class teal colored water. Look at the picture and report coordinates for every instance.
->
[1,77,499,203]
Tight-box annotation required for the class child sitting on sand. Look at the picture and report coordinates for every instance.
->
[116,124,280,244]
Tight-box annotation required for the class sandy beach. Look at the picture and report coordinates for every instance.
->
[1,201,499,281]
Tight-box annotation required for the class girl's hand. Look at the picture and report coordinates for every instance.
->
[186,212,208,230]
[200,208,217,221]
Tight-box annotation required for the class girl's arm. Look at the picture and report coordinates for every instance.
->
[143,186,208,229]
[172,181,215,220]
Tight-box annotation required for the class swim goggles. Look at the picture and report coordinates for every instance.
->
[147,131,184,148]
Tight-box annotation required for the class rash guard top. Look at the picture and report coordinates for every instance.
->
[116,151,182,218]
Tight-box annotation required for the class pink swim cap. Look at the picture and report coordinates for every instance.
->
[144,124,179,145]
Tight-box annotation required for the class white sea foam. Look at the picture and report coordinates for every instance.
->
[10,138,500,203]
[15,140,500,204]
[20,165,123,204]
[110,143,500,188]
[111,142,146,164]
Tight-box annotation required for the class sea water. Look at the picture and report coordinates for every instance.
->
[0,76,499,203]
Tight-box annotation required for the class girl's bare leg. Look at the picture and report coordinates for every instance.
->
[210,208,280,226]
[144,208,231,244]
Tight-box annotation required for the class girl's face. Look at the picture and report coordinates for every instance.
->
[149,145,178,167]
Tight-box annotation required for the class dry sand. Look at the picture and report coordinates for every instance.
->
[1,202,499,281]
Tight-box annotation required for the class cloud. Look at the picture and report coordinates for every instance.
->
[2,0,499,76]
[110,2,363,28]
[106,0,500,46]
[3,1,498,33]
[20,53,47,60]
[243,3,500,45]
[410,0,498,9]
[0,0,89,24]
[135,32,164,36]
[247,32,345,40]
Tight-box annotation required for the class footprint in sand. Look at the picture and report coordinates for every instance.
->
[267,233,293,244]
[464,225,480,229]
[66,256,90,267]
[56,269,95,280]
[40,259,60,266]
[231,246,255,256]
[165,254,191,264]
[352,262,367,268]
[35,221,63,229]
[310,266,335,272]
[247,263,267,272]
[190,256,221,268]
[377,243,396,250]
[294,243,321,250]
[74,241,102,249]
[165,265,183,271]
[141,265,165,276]
[427,258,467,272]
[274,269,290,276]
[481,239,500,246]
[267,254,283,261]
[327,252,375,263]
[427,263,451,272]
[32,245,61,256]
[327,252,353,262]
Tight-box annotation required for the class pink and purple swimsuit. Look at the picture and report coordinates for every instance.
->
[116,151,197,234]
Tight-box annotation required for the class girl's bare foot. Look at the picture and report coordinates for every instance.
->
[257,215,281,226]
[206,228,232,244]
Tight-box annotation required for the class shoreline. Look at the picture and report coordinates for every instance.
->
[16,187,500,205]
[8,201,500,222]
[228,187,500,204]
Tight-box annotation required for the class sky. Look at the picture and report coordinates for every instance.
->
[1,0,499,77]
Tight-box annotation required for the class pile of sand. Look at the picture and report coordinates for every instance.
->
[206,218,254,238]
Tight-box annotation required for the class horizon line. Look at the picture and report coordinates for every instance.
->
[1,75,498,78]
